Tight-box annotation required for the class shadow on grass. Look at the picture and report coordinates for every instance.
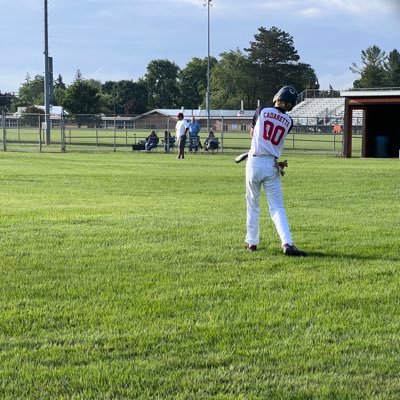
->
[303,251,400,263]
[246,247,400,263]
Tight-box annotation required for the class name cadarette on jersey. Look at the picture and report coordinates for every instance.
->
[263,110,291,128]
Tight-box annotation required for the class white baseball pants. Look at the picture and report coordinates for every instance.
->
[245,155,293,246]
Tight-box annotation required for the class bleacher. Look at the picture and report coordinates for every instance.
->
[289,91,363,127]
[290,97,344,118]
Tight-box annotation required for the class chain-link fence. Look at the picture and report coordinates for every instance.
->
[2,111,361,156]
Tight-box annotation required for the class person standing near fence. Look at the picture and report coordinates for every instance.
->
[175,112,189,159]
[244,86,307,256]
[188,116,202,152]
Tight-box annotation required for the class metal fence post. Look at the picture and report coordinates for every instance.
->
[2,110,6,152]
[38,114,42,152]
[61,112,66,152]
[341,131,344,155]
[221,117,224,154]
[113,115,117,153]
[166,118,170,153]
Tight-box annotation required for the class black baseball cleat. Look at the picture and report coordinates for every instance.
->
[245,243,257,252]
[282,244,307,257]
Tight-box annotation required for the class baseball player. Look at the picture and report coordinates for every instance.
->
[175,112,189,159]
[243,86,307,256]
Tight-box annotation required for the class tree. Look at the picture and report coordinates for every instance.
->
[99,81,117,114]
[102,81,116,95]
[123,79,148,114]
[385,49,400,87]
[0,92,16,112]
[74,69,84,82]
[86,79,103,92]
[111,79,148,115]
[179,56,218,109]
[21,105,45,127]
[53,74,66,106]
[59,72,101,116]
[350,45,387,88]
[279,62,318,94]
[15,74,45,107]
[245,26,300,67]
[98,93,114,115]
[144,59,181,109]
[210,49,257,109]
[244,26,317,104]
[54,74,66,90]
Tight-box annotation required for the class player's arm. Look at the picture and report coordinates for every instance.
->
[234,107,261,164]
[234,126,252,163]
[250,106,262,138]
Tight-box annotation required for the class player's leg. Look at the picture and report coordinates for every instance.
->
[177,137,185,158]
[245,159,262,246]
[263,170,293,246]
[180,136,186,158]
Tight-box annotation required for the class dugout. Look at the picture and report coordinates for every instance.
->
[341,88,400,158]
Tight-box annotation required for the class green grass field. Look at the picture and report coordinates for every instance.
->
[0,151,399,399]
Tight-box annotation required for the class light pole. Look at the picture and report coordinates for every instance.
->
[43,0,51,144]
[203,0,212,132]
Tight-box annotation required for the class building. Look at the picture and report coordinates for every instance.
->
[134,109,254,132]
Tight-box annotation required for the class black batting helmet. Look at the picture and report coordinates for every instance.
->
[273,86,298,107]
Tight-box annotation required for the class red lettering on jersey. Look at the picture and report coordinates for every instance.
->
[263,120,286,145]
[263,111,290,128]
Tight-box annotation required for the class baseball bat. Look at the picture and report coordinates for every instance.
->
[234,152,249,163]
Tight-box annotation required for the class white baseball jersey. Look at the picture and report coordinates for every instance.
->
[249,106,293,158]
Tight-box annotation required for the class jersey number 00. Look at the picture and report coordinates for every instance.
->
[263,120,285,145]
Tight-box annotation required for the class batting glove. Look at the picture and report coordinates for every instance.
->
[275,159,288,176]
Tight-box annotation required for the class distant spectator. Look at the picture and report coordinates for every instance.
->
[145,130,159,152]
[188,116,202,152]
[188,117,201,137]
[163,130,175,152]
[204,130,219,152]
[175,112,189,159]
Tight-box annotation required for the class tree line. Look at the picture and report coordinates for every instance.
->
[1,27,399,116]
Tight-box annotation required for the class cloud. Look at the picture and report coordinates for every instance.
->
[383,0,400,14]
[215,0,394,18]
[298,8,323,18]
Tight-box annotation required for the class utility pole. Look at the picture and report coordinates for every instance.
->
[44,0,51,144]
[203,0,212,132]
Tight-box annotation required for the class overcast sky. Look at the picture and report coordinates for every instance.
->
[1,0,399,94]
